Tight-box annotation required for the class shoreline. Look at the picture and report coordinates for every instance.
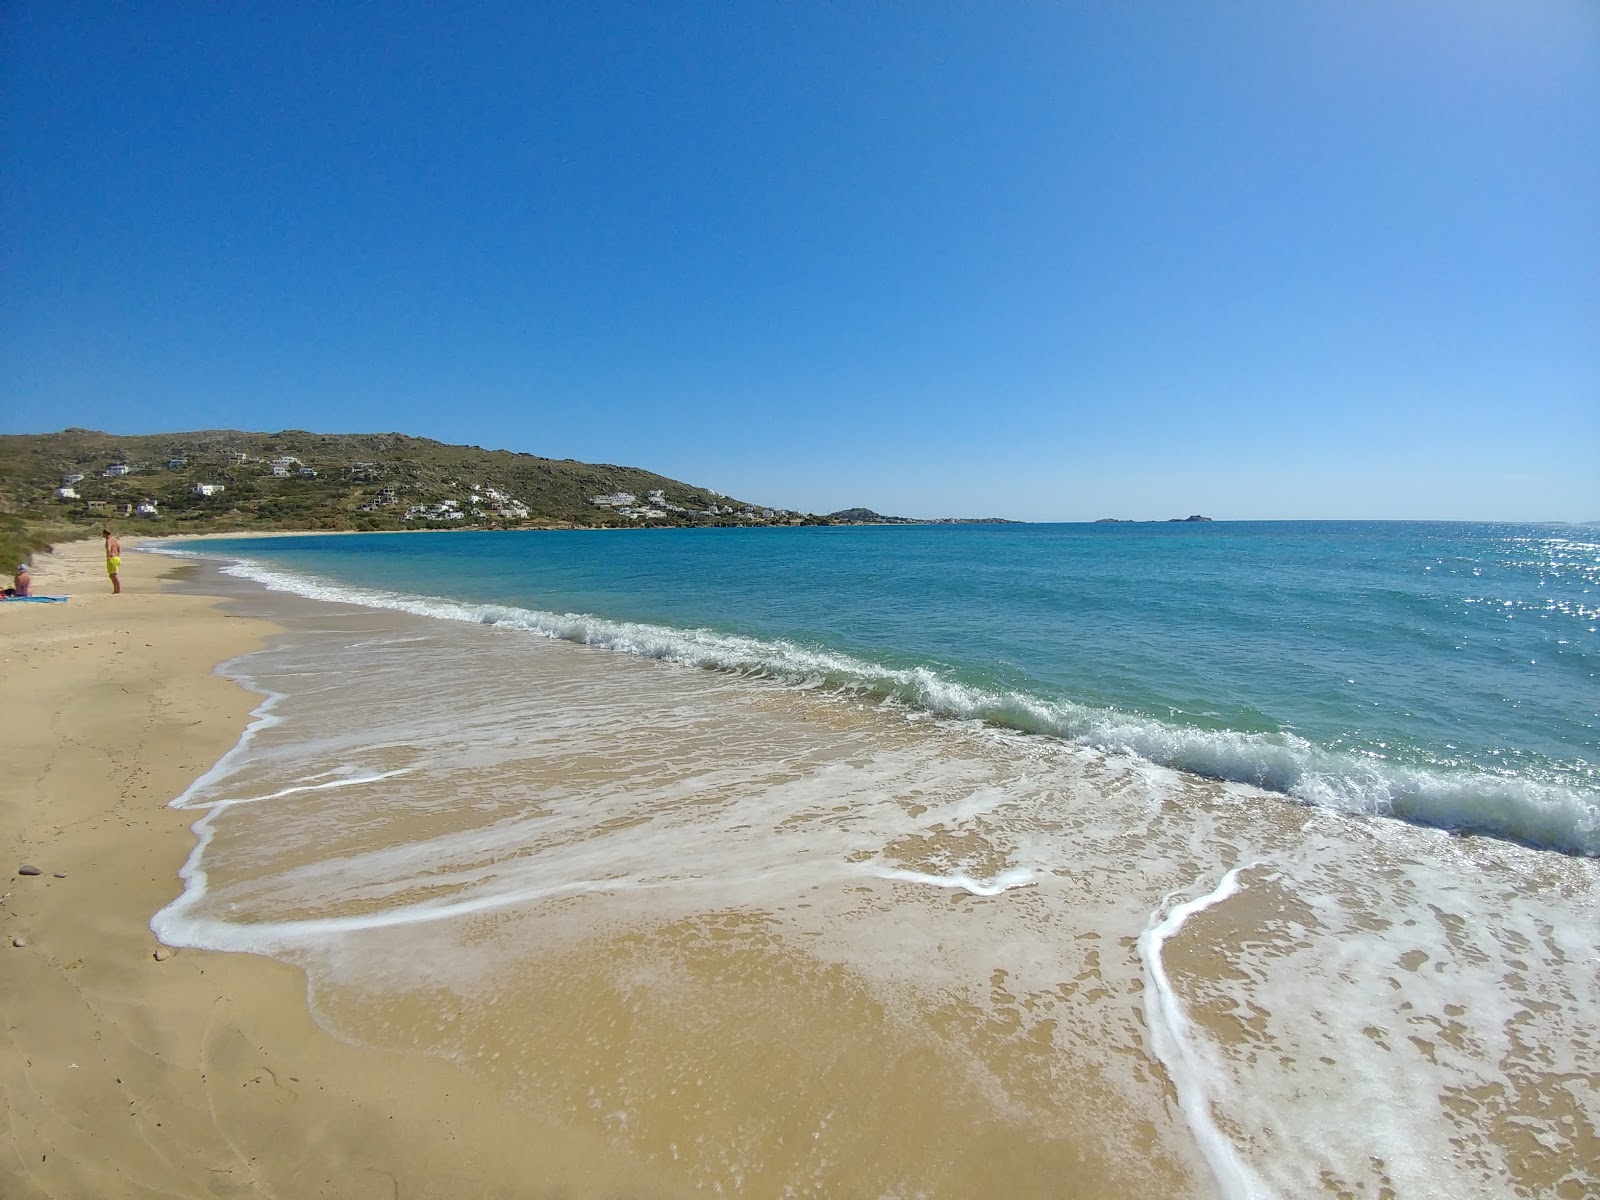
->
[148,531,1599,859]
[0,539,676,1198]
[114,532,1600,1197]
[8,529,1593,1196]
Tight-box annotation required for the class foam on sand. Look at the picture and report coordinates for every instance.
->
[1138,866,1273,1200]
[150,547,1600,856]
[141,549,1600,1197]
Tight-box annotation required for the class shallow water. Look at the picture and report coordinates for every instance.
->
[171,522,1600,855]
[152,564,1600,1199]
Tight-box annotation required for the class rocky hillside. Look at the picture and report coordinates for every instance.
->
[0,429,813,544]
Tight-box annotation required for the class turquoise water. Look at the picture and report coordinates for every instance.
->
[156,521,1600,1197]
[175,521,1598,854]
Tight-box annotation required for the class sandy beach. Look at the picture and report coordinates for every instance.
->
[6,532,1593,1199]
[0,538,673,1200]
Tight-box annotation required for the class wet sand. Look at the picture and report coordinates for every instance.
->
[0,539,676,1199]
[146,548,1599,1199]
[150,579,1182,1197]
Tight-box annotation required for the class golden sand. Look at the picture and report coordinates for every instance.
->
[0,539,677,1199]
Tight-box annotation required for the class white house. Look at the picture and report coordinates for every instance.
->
[590,492,637,508]
[62,473,84,486]
[102,463,130,477]
[136,500,159,516]
[57,486,79,500]
[404,501,466,522]
[192,483,225,497]
[297,466,318,478]
[270,465,291,477]
[166,457,187,469]
[471,486,530,520]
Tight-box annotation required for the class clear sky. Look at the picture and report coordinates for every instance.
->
[3,2,1596,521]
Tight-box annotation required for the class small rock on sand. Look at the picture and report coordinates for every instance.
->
[153,947,174,961]
[12,936,26,948]
[53,872,67,879]
[18,865,41,876]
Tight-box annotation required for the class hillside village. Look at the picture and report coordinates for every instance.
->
[0,428,819,535]
[0,428,846,568]
[0,429,1022,569]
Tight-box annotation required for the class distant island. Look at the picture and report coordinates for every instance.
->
[1094,514,1214,523]
[826,508,1018,526]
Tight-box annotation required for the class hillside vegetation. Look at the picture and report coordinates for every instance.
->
[0,428,815,566]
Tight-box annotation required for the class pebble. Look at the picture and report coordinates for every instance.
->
[153,948,173,962]
[54,872,67,879]
[11,936,25,948]
[18,865,41,876]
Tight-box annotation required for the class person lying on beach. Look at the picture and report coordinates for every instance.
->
[13,564,31,597]
[103,528,121,594]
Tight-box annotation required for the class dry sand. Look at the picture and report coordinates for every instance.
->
[1,537,676,1199]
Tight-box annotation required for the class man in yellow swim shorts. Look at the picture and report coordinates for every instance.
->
[103,527,122,594]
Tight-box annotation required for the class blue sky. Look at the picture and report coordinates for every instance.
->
[3,2,1596,521]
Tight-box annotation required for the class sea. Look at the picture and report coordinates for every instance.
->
[151,521,1598,1199]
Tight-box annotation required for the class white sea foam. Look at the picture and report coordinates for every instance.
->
[184,767,418,810]
[142,575,1600,1198]
[154,671,284,944]
[1138,866,1274,1200]
[154,871,647,951]
[1158,825,1600,1200]
[866,866,1036,896]
[153,547,1599,857]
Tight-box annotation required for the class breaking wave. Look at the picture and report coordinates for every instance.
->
[158,548,1600,856]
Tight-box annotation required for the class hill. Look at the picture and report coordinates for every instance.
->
[826,508,1018,525]
[0,428,821,565]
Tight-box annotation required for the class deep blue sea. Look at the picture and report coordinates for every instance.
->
[176,520,1597,855]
